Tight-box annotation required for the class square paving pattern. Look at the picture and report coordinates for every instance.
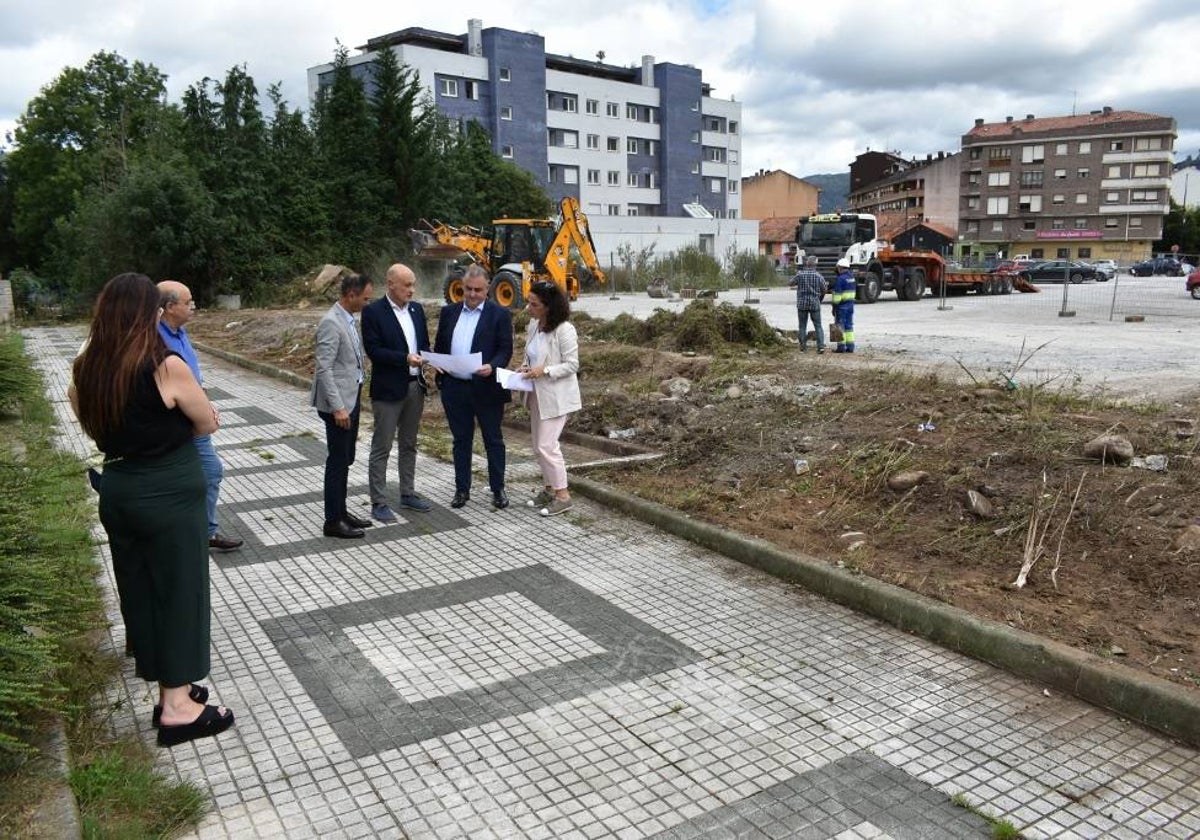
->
[26,326,1200,840]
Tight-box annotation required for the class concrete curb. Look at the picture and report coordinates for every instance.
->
[568,473,1200,749]
[192,340,1200,748]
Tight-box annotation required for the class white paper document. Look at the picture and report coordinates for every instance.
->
[420,351,482,377]
[496,367,534,392]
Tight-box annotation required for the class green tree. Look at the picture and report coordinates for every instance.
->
[312,44,378,266]
[0,155,15,274]
[370,46,437,234]
[7,52,170,270]
[263,83,329,283]
[1156,201,1200,258]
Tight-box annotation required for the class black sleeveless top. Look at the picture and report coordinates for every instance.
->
[98,354,195,459]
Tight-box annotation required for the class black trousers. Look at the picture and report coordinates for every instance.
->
[439,378,506,494]
[319,394,361,523]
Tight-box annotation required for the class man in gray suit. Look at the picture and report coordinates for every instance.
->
[311,273,375,538]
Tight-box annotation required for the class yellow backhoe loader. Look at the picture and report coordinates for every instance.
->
[410,196,607,307]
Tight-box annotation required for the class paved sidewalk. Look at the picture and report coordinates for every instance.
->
[28,326,1200,839]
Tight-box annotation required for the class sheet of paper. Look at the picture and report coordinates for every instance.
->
[496,367,534,392]
[421,351,482,377]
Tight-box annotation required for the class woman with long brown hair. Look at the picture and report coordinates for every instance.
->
[70,273,234,747]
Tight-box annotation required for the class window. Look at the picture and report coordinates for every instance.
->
[705,117,723,132]
[966,196,980,210]
[500,106,512,121]
[992,221,1005,232]
[968,171,981,185]
[606,102,619,117]
[987,172,1010,187]
[607,204,620,216]
[586,133,599,150]
[1031,249,1044,259]
[586,99,599,115]
[968,147,981,160]
[626,103,638,120]
[1078,248,1091,259]
[1105,218,1119,228]
[986,196,1009,214]
[1109,140,1124,151]
[1052,194,1065,204]
[710,178,722,194]
[728,180,738,193]
[705,147,725,163]
[690,162,700,174]
[439,78,458,97]
[727,209,737,219]
[1022,220,1036,231]
[1132,163,1162,177]
[1129,217,1143,228]
[498,67,510,82]
[1076,193,1088,204]
[1134,137,1163,151]
[1018,195,1043,212]
[1052,219,1065,230]
[729,121,738,134]
[607,171,620,186]
[627,206,639,217]
[1079,141,1091,153]
[1055,143,1068,155]
[647,141,658,156]
[690,131,700,143]
[607,137,619,152]
[1020,171,1044,187]
[1021,145,1045,163]
[627,138,639,154]
[987,147,1011,160]
[1077,168,1090,179]
[1131,190,1159,202]
[1105,191,1120,202]
[563,97,577,113]
[464,81,479,100]
[1057,248,1070,259]
[965,220,979,232]
[563,167,578,185]
[1107,165,1122,178]
[500,145,513,159]
[1054,169,1067,180]
[587,169,600,185]
[690,100,700,111]
[1074,218,1087,230]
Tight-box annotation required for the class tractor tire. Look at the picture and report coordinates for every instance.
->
[904,267,926,301]
[443,274,466,304]
[490,271,523,308]
[1002,276,1014,294]
[857,271,882,303]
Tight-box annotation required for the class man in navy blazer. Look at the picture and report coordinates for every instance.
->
[433,265,514,509]
[362,263,432,523]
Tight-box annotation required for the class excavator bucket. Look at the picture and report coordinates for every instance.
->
[409,228,439,254]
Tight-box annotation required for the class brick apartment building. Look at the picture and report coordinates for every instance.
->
[958,108,1176,264]
[847,151,961,236]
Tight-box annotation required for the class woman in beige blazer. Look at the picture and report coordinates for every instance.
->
[518,281,582,515]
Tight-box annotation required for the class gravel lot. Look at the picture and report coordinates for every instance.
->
[574,274,1200,402]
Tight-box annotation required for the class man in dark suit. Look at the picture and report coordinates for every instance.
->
[362,263,432,523]
[311,273,375,538]
[434,265,514,509]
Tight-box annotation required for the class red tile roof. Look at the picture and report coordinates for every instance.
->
[966,110,1172,139]
[757,216,801,243]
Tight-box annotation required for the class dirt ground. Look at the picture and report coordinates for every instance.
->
[187,299,1200,692]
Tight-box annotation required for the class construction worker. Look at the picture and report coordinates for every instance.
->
[831,257,856,353]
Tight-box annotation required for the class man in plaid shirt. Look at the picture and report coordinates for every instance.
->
[788,255,829,353]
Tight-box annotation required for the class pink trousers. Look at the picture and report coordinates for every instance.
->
[528,396,569,490]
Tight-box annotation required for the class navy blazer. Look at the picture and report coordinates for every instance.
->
[434,301,514,405]
[362,296,430,402]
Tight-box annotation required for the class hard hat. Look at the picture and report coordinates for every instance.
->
[836,257,851,269]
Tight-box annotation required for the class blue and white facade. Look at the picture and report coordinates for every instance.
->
[307,20,743,220]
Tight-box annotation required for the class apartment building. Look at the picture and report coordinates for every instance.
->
[958,108,1177,263]
[847,152,961,234]
[306,20,742,220]
[740,169,820,220]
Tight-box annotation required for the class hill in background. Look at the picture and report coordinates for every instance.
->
[802,172,849,213]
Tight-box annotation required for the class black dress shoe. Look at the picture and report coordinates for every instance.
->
[323,520,365,539]
[492,489,509,509]
[343,512,373,529]
[450,491,470,509]
[208,533,243,552]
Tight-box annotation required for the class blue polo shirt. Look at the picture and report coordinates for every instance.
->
[157,321,203,385]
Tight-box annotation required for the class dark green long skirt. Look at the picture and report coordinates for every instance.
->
[99,443,210,687]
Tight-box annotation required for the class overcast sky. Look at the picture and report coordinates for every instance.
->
[2,1,1198,176]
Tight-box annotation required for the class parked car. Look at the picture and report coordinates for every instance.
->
[1090,259,1118,281]
[1188,269,1200,300]
[1130,256,1184,277]
[1019,260,1098,284]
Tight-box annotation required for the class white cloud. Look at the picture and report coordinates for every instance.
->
[1,0,1197,176]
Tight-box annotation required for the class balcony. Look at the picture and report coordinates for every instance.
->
[1098,203,1171,215]
[1101,151,1174,165]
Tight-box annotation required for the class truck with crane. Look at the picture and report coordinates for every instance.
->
[794,212,1036,302]
[410,196,607,308]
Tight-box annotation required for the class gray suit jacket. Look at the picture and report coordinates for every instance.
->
[310,303,363,413]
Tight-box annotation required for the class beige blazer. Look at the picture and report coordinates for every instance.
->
[524,320,582,420]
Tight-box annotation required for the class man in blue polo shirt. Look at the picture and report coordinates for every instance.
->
[157,280,244,552]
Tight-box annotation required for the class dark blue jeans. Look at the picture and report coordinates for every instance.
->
[439,378,506,494]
